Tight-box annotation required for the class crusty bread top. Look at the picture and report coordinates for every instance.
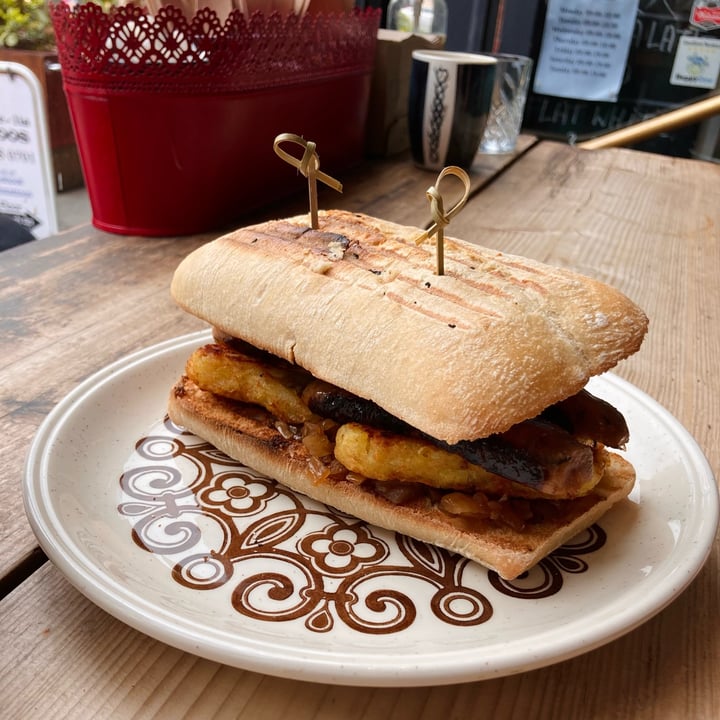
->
[171,210,648,443]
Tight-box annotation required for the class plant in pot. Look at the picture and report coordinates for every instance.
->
[0,0,55,50]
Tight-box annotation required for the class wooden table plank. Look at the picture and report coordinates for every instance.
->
[1,560,716,719]
[0,228,212,589]
[332,135,538,227]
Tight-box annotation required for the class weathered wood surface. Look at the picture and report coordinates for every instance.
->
[1,141,718,719]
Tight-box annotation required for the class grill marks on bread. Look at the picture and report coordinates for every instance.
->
[238,215,558,330]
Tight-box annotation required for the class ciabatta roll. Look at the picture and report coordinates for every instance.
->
[168,209,647,579]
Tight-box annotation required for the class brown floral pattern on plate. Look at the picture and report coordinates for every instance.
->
[118,417,606,635]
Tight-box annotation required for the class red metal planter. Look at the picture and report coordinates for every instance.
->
[50,3,379,236]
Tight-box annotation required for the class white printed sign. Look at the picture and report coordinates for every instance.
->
[0,62,58,240]
[533,0,640,102]
[670,35,720,89]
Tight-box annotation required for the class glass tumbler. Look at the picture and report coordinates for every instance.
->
[479,54,533,154]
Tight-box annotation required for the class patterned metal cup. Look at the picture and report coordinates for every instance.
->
[408,50,497,170]
[479,54,533,155]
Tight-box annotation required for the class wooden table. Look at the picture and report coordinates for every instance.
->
[1,140,718,719]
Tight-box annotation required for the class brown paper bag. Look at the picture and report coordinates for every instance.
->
[365,29,445,157]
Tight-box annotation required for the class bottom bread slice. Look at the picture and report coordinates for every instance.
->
[168,376,636,580]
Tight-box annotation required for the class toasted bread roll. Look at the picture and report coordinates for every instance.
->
[171,210,648,444]
[168,377,636,580]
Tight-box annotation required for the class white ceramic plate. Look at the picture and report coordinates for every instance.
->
[24,331,718,687]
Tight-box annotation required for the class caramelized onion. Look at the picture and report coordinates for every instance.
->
[439,492,489,517]
[436,490,534,531]
[371,481,427,506]
[274,419,297,440]
[306,455,331,481]
[302,432,333,458]
[346,472,367,485]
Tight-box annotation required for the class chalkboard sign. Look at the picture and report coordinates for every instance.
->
[521,0,720,154]
[0,61,58,240]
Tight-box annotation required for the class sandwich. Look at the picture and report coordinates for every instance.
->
[168,209,648,579]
